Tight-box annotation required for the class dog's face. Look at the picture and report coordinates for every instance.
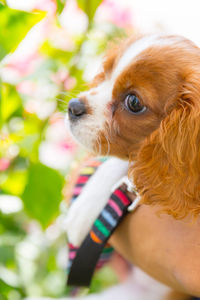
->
[67,34,200,218]
[67,35,200,160]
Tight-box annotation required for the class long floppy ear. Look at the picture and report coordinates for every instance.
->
[129,73,200,219]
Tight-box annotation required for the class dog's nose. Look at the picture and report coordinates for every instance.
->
[68,98,86,120]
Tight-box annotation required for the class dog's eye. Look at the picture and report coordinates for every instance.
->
[124,94,147,114]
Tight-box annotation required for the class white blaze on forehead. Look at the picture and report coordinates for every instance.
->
[112,35,179,81]
[112,35,158,81]
[74,36,162,149]
[69,35,179,151]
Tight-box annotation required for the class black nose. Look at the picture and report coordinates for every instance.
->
[68,98,86,120]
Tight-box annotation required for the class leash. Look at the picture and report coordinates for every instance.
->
[67,174,140,287]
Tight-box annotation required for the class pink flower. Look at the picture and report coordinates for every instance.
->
[0,158,10,171]
[6,52,42,77]
[51,70,76,90]
[48,27,75,51]
[97,0,134,28]
[17,80,37,96]
[49,114,78,155]
[34,0,57,16]
[58,140,76,153]
[59,0,88,35]
[51,69,69,84]
[39,114,78,169]
[63,76,76,90]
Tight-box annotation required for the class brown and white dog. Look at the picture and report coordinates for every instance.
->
[65,34,200,299]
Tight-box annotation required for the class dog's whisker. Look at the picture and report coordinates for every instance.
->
[56,98,68,104]
[112,120,120,137]
[57,93,78,99]
[104,134,110,156]
[59,89,84,96]
[97,135,102,156]
[53,111,65,118]
[94,134,101,156]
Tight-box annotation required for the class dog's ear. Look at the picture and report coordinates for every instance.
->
[129,72,200,219]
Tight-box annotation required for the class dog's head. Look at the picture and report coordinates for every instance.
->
[67,35,200,218]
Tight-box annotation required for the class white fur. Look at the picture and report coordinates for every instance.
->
[65,35,184,246]
[64,158,128,246]
[112,35,158,81]
[68,35,188,154]
[112,35,183,81]
[68,35,177,151]
[59,35,185,300]
[68,80,112,151]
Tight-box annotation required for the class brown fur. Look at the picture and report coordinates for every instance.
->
[131,69,200,219]
[90,35,140,88]
[94,35,200,219]
[70,34,200,298]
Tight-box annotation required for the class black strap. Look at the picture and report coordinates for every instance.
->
[67,187,133,287]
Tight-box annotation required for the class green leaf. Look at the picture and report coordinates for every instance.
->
[0,278,12,294]
[0,278,23,297]
[0,212,25,237]
[89,266,118,294]
[1,170,27,196]
[40,41,73,64]
[76,0,103,22]
[0,4,44,60]
[0,79,2,129]
[0,84,22,123]
[56,0,67,14]
[0,245,15,265]
[22,163,64,228]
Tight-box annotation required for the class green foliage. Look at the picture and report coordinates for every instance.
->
[22,163,64,228]
[89,266,118,294]
[0,4,44,60]
[0,84,22,123]
[1,169,27,196]
[0,79,2,128]
[40,41,74,64]
[0,0,128,298]
[77,0,103,21]
[0,212,26,237]
[0,0,6,5]
[56,0,67,14]
[0,279,22,299]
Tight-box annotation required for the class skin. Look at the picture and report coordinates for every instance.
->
[109,195,200,297]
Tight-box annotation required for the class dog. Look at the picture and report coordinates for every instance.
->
[65,34,200,299]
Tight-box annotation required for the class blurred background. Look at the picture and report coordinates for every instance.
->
[1,0,200,299]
